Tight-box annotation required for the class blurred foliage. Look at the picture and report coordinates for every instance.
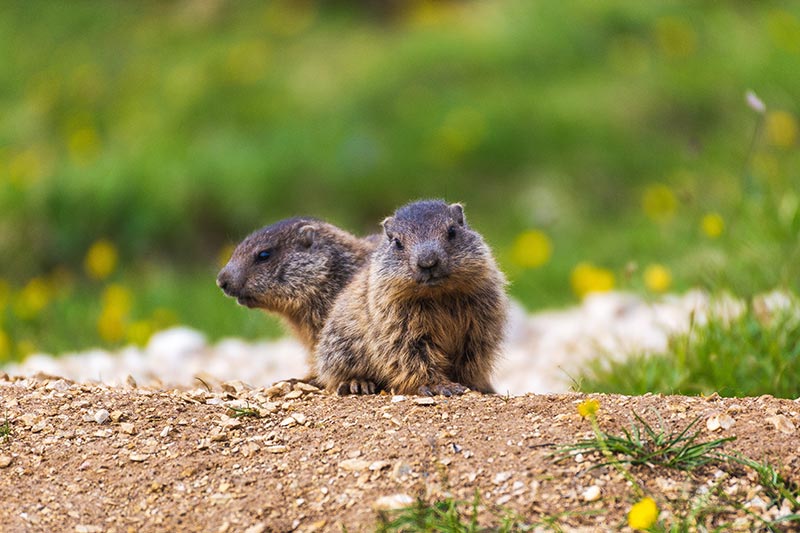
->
[0,0,799,358]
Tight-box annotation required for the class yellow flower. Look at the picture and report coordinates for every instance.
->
[766,110,798,148]
[0,329,10,361]
[511,230,553,269]
[577,399,600,418]
[126,320,154,347]
[13,278,50,320]
[642,184,677,222]
[84,239,118,280]
[68,126,101,165]
[102,284,133,315]
[570,263,615,299]
[97,307,126,343]
[628,497,659,530]
[643,264,672,293]
[701,212,724,238]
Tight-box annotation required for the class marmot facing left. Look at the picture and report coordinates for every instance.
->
[217,218,375,359]
[316,200,509,396]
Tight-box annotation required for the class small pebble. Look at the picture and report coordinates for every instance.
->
[582,485,602,502]
[374,494,414,511]
[93,409,110,424]
[0,455,12,468]
[265,445,288,454]
[414,397,436,406]
[339,459,371,471]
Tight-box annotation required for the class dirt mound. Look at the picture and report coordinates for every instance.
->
[0,373,798,532]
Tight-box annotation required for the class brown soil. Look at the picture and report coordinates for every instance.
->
[0,373,798,533]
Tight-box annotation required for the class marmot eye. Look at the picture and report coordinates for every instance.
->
[393,238,404,250]
[255,250,271,262]
[447,226,457,240]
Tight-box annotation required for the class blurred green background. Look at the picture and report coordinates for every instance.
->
[1,0,799,361]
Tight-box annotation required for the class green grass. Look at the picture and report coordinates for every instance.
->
[557,413,734,471]
[579,300,800,398]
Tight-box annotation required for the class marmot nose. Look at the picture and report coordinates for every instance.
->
[217,271,235,296]
[417,252,440,270]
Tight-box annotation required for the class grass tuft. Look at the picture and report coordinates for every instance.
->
[558,412,734,472]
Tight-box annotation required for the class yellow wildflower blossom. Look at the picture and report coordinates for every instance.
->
[84,239,118,280]
[102,284,133,315]
[97,307,126,343]
[511,230,553,269]
[126,320,154,347]
[13,278,50,320]
[766,110,798,148]
[643,264,671,293]
[642,184,677,222]
[701,213,724,238]
[577,399,600,419]
[571,263,615,299]
[628,497,659,530]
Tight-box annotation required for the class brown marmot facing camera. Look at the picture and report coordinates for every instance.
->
[316,200,508,396]
[217,218,376,377]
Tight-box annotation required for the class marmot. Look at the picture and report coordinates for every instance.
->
[315,200,509,396]
[216,217,376,374]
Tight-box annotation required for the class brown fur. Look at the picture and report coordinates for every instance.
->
[315,200,509,396]
[217,217,376,376]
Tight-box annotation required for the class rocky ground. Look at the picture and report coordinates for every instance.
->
[1,373,799,532]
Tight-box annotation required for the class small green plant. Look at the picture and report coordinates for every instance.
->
[558,412,735,471]
[376,494,482,533]
[0,413,10,442]
[375,492,586,533]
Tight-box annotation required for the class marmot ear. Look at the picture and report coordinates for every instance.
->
[298,225,316,248]
[449,203,465,226]
[381,216,394,237]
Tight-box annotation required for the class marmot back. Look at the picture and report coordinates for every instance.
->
[217,217,375,360]
[316,200,509,396]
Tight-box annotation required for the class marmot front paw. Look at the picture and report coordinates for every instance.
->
[335,379,378,395]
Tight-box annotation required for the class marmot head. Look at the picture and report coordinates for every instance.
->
[376,200,492,293]
[217,217,337,313]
